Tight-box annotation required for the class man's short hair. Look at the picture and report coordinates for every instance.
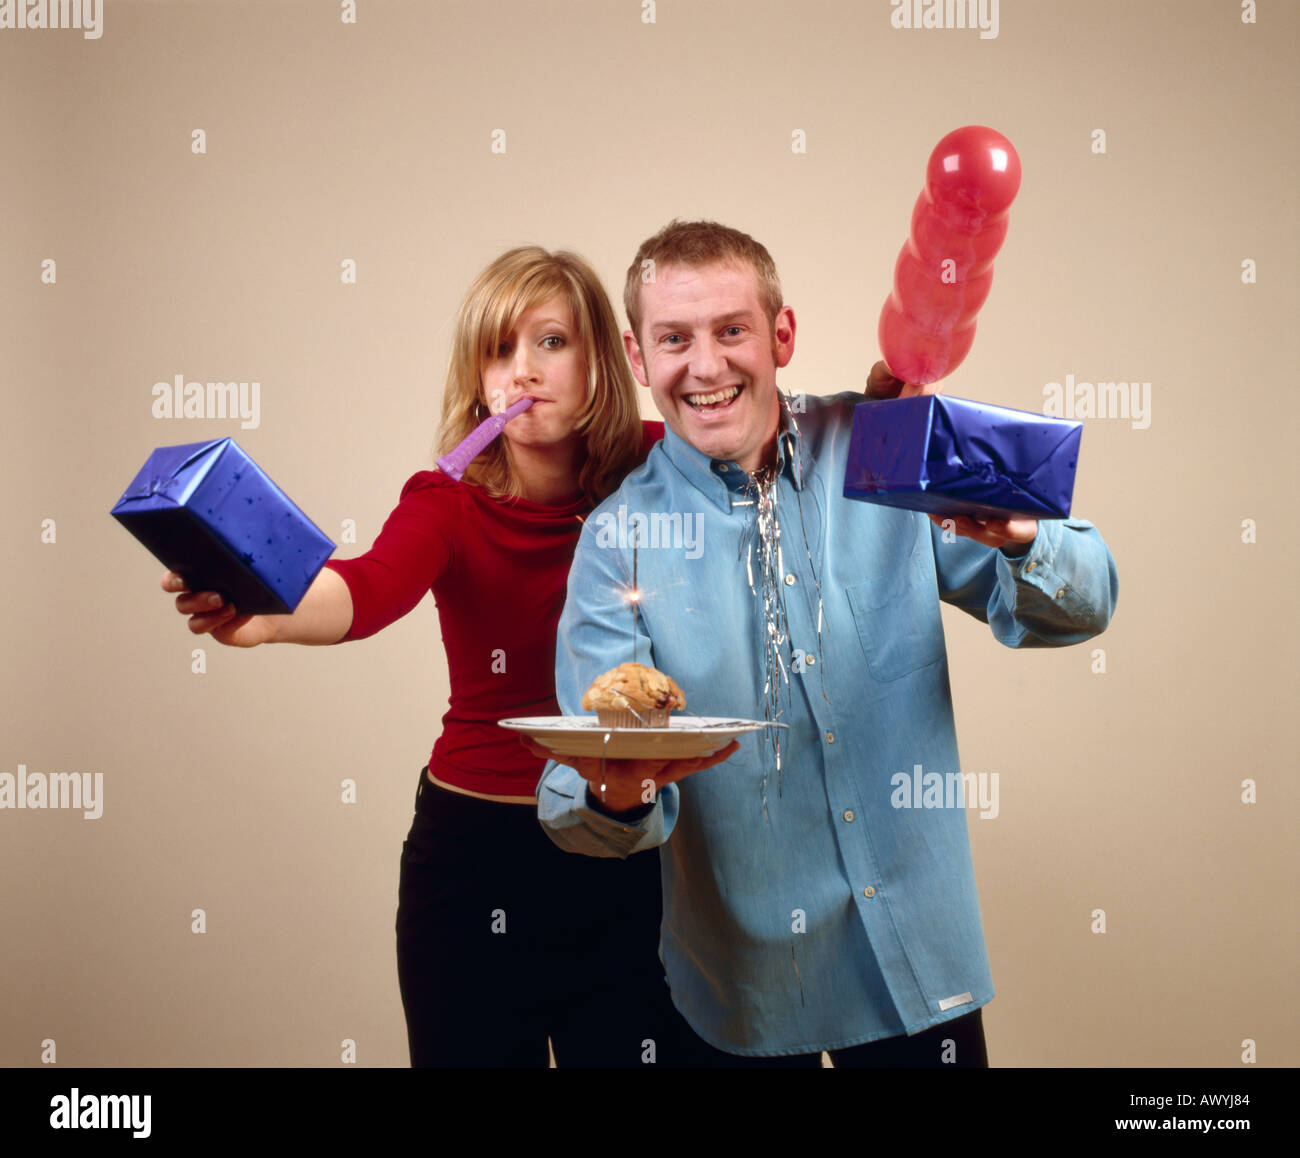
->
[623,220,783,345]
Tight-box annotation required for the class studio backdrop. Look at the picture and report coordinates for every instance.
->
[1,0,1295,1067]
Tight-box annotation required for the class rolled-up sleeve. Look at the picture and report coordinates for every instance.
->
[931,516,1119,647]
[538,762,677,857]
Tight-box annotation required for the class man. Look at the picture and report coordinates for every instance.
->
[531,220,1118,1066]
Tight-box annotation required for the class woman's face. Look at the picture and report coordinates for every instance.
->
[481,293,588,456]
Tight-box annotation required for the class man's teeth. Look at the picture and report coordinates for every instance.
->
[686,386,740,409]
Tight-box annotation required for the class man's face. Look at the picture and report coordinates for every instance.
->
[624,262,795,473]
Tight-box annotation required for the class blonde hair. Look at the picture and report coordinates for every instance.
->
[623,219,784,346]
[436,247,643,504]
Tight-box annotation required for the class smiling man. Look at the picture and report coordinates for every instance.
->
[631,259,790,472]
[534,220,1119,1067]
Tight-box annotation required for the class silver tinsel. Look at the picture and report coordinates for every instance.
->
[739,461,787,821]
[737,396,829,821]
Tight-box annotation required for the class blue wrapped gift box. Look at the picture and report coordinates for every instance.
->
[111,438,335,615]
[844,395,1081,520]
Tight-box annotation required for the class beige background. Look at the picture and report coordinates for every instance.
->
[1,0,1296,1068]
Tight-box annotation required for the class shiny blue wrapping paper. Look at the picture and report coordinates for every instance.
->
[844,395,1081,520]
[111,437,335,615]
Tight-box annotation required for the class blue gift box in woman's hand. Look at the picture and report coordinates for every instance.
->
[112,437,335,615]
[844,395,1081,521]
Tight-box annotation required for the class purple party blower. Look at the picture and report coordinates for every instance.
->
[436,397,535,480]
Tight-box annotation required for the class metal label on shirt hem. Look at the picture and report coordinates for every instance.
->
[938,992,973,1011]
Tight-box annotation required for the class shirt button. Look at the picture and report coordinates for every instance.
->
[805,654,816,666]
[843,809,854,822]
[825,731,835,743]
[863,886,875,898]
[1055,587,1065,599]
[717,464,729,472]
[784,574,796,586]
[1025,561,1036,572]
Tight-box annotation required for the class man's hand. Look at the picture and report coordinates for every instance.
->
[864,364,1037,554]
[521,737,740,817]
[865,360,935,401]
[928,514,1037,555]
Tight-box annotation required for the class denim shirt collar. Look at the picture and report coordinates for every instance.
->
[660,398,807,514]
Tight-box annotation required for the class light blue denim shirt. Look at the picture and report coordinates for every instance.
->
[538,391,1119,1056]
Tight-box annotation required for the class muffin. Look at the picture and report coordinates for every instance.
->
[582,662,685,728]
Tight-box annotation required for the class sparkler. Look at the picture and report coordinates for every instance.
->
[601,542,639,800]
[628,541,640,666]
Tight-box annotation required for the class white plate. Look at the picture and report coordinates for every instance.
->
[498,716,767,760]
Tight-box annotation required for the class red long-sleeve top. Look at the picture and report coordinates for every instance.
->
[323,421,663,797]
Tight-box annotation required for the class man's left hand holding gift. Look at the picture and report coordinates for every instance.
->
[863,358,1037,557]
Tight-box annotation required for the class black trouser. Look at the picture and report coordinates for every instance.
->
[395,769,682,1067]
[673,1007,989,1068]
[396,768,989,1068]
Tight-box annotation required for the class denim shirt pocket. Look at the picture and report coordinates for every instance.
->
[844,522,945,683]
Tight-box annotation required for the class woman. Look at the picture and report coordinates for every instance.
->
[162,247,689,1066]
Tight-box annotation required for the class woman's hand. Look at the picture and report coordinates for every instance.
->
[160,571,278,648]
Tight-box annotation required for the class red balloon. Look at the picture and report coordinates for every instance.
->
[878,301,977,386]
[909,194,1008,278]
[892,246,993,332]
[878,126,1020,385]
[926,125,1022,223]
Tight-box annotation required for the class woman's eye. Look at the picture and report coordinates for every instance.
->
[542,335,565,349]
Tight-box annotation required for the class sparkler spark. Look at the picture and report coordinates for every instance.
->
[626,541,640,664]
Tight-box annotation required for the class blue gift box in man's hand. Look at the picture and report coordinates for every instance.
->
[111,438,335,615]
[843,395,1082,521]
